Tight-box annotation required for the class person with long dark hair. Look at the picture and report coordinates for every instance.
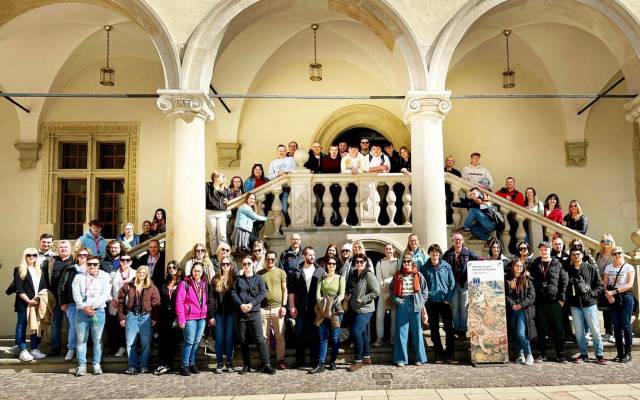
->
[544,194,563,224]
[228,176,245,199]
[244,163,269,192]
[176,261,208,376]
[209,256,236,373]
[151,208,167,234]
[505,260,535,366]
[154,260,184,375]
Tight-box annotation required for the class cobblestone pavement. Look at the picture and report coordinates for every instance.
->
[2,360,640,400]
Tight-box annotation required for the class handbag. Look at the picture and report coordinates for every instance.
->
[598,265,625,310]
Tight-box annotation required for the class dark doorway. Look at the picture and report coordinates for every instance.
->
[335,127,388,146]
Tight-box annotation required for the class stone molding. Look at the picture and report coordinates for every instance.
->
[565,141,588,167]
[38,121,139,232]
[14,141,40,169]
[215,142,241,167]
[403,91,452,123]
[624,95,640,123]
[157,90,214,123]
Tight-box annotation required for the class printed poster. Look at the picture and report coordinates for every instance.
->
[467,260,509,364]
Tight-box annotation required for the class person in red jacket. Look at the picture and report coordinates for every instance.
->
[544,193,564,240]
[496,177,526,254]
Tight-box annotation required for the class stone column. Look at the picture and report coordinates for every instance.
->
[404,91,452,248]
[624,96,640,224]
[157,90,214,262]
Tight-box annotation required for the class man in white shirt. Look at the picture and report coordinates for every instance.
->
[341,143,369,175]
[267,145,295,223]
[367,143,391,173]
[462,152,493,190]
[359,138,370,156]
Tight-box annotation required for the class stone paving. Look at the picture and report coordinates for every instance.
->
[2,360,640,400]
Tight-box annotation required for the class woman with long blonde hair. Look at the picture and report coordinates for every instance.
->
[12,247,47,362]
[209,256,237,373]
[597,233,616,343]
[206,170,230,254]
[117,265,161,374]
[185,243,216,282]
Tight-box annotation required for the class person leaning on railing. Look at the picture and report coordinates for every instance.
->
[231,193,268,255]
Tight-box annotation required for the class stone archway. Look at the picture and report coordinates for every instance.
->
[311,104,410,152]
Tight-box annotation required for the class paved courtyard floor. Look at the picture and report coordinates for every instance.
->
[2,361,640,400]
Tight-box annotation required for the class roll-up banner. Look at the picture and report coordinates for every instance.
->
[467,260,509,365]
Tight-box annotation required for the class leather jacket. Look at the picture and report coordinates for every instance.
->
[206,182,229,211]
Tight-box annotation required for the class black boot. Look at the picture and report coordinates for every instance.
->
[621,353,632,363]
[328,362,337,371]
[309,363,325,374]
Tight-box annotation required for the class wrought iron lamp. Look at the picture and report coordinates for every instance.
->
[502,29,515,89]
[100,25,115,86]
[309,24,322,81]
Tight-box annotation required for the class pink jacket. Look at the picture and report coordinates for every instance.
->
[175,277,208,325]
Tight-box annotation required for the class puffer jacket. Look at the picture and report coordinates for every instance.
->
[529,257,568,303]
[175,277,208,325]
[565,261,602,308]
[206,182,229,211]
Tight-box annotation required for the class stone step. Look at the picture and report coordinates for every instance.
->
[1,337,638,373]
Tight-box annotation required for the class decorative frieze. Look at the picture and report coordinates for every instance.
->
[157,90,214,123]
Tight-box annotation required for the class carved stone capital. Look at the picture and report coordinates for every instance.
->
[624,95,640,123]
[565,141,588,167]
[216,142,241,168]
[403,91,452,123]
[14,141,40,169]
[157,90,214,122]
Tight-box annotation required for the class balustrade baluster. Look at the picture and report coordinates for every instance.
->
[271,186,283,237]
[355,182,362,225]
[451,183,463,228]
[338,183,349,226]
[500,209,511,252]
[514,214,527,244]
[372,182,381,226]
[322,182,333,227]
[255,193,267,237]
[402,182,411,225]
[386,181,397,226]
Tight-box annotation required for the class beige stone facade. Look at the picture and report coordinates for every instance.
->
[1,0,640,334]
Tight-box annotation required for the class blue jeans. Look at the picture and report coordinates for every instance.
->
[65,303,77,350]
[15,309,40,351]
[610,294,634,355]
[463,208,496,240]
[511,309,532,356]
[215,314,235,366]
[125,313,152,369]
[76,308,105,366]
[182,319,206,367]
[451,286,468,333]
[50,304,64,349]
[318,315,342,364]
[393,295,427,364]
[281,187,290,221]
[350,312,373,363]
[570,305,603,356]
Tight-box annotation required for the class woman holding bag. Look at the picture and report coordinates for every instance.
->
[390,253,429,367]
[175,262,208,376]
[603,247,635,362]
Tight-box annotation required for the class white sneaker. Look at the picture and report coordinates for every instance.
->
[524,354,534,366]
[19,349,34,362]
[373,340,383,347]
[8,345,20,355]
[30,349,46,359]
[65,349,75,361]
[114,347,126,357]
[608,335,616,343]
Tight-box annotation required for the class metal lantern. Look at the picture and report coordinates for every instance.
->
[100,25,115,86]
[309,24,322,82]
[502,30,515,89]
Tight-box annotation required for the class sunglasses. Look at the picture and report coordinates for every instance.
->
[613,252,623,256]
[402,259,413,263]
[121,258,132,262]
[360,141,369,144]
[167,265,178,270]
[327,262,337,265]
[266,257,276,261]
[78,254,89,257]
[601,240,612,244]
[254,249,263,252]
[87,262,100,267]
[26,254,38,258]
[354,260,365,264]
[220,262,231,266]
[220,248,230,252]
[195,249,206,253]
[242,262,252,266]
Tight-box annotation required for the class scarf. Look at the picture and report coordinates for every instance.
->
[392,267,420,297]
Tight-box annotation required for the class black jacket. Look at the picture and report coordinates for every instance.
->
[138,252,166,287]
[58,265,80,306]
[529,257,568,303]
[387,150,402,173]
[206,182,229,211]
[563,214,588,235]
[43,256,73,298]
[442,246,481,288]
[13,266,48,312]
[303,151,326,173]
[278,247,304,276]
[287,263,326,316]
[231,274,266,314]
[504,276,537,340]
[565,261,602,308]
[160,280,180,323]
[207,282,236,317]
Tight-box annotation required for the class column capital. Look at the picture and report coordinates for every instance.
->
[403,91,452,123]
[624,95,640,123]
[157,90,214,122]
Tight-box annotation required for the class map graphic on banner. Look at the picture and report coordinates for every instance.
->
[467,260,509,364]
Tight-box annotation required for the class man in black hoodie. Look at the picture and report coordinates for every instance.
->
[529,241,568,363]
[565,247,605,364]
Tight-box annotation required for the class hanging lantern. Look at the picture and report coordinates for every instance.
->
[309,24,322,81]
[100,25,115,86]
[502,29,515,89]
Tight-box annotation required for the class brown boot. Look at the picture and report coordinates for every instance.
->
[362,357,372,365]
[347,362,363,372]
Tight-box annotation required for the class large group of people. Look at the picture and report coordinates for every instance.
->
[7,224,636,378]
